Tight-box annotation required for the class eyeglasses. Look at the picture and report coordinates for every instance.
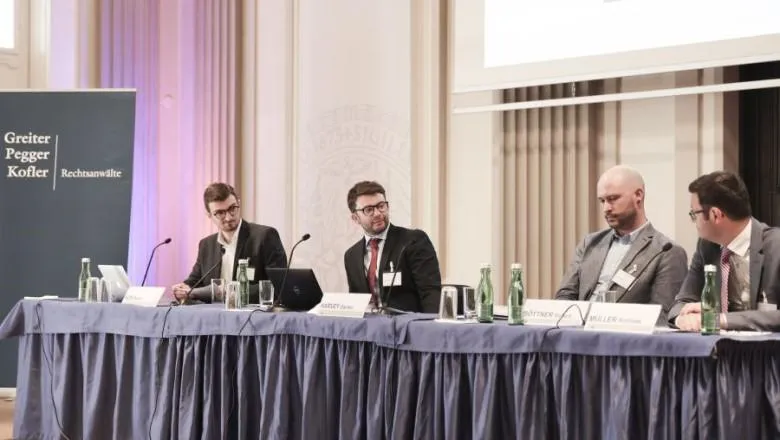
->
[688,209,706,221]
[354,201,389,216]
[212,204,240,220]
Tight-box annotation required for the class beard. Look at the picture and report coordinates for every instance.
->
[221,219,239,233]
[606,209,637,233]
[365,214,389,234]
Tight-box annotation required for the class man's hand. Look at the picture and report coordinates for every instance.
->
[171,283,191,301]
[675,311,728,332]
[679,302,702,316]
[675,313,702,332]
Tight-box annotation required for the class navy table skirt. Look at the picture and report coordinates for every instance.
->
[1,299,779,439]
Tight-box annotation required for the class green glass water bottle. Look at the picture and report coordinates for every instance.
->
[237,259,249,308]
[507,263,525,325]
[477,264,494,323]
[78,257,91,301]
[700,264,719,335]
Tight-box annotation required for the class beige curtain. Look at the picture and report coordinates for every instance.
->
[500,82,602,300]
[97,0,242,288]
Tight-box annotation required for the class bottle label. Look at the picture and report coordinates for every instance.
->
[478,304,494,322]
[700,312,719,334]
[508,306,523,324]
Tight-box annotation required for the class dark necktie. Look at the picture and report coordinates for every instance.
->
[367,238,381,305]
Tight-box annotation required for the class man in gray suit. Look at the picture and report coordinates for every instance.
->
[555,166,688,323]
[670,171,780,331]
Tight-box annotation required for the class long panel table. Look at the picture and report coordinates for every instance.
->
[2,298,780,439]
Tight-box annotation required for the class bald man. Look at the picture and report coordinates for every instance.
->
[555,166,688,324]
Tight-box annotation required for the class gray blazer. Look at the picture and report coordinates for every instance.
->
[668,218,780,331]
[555,223,688,323]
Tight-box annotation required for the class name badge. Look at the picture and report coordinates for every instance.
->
[522,299,591,326]
[247,267,256,280]
[611,269,636,289]
[122,286,165,307]
[584,303,661,334]
[382,272,402,286]
[308,293,371,318]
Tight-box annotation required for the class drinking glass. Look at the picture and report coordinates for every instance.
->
[211,279,225,303]
[439,286,458,320]
[591,290,618,303]
[86,277,110,302]
[462,287,477,320]
[258,280,274,308]
[225,281,240,310]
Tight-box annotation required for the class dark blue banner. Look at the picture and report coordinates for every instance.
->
[0,90,135,387]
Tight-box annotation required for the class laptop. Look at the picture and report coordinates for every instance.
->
[97,265,132,301]
[266,268,324,311]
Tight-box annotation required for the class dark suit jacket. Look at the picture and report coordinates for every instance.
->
[555,223,688,324]
[183,220,287,302]
[344,224,442,313]
[668,218,780,331]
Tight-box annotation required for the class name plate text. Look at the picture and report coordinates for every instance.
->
[309,293,371,318]
[522,299,590,326]
[584,303,661,334]
[122,286,165,307]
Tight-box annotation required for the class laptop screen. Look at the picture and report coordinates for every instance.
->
[98,265,132,289]
[266,268,324,311]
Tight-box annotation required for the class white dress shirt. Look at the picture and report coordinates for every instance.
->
[217,219,242,281]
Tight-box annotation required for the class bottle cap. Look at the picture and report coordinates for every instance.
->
[704,264,716,272]
[81,257,90,263]
[511,263,522,270]
[480,263,491,269]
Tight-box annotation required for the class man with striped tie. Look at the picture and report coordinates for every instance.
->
[670,171,780,331]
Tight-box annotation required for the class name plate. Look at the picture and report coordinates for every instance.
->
[121,286,165,307]
[522,299,591,326]
[309,293,371,318]
[584,303,661,334]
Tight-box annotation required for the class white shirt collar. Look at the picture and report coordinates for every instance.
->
[217,219,242,247]
[725,221,751,258]
[364,225,389,247]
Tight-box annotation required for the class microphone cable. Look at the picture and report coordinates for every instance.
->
[33,301,73,440]
[148,303,176,440]
[538,303,587,350]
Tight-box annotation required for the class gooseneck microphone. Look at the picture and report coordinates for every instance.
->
[141,238,172,286]
[275,234,311,308]
[618,242,674,301]
[178,247,225,305]
[378,239,416,315]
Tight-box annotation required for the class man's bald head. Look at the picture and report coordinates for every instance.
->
[598,165,645,193]
[597,165,647,235]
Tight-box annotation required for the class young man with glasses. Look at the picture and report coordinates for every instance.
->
[343,180,442,313]
[670,171,780,331]
[171,182,287,303]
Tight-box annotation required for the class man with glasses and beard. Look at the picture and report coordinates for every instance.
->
[555,166,688,324]
[172,182,287,303]
[344,180,442,313]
